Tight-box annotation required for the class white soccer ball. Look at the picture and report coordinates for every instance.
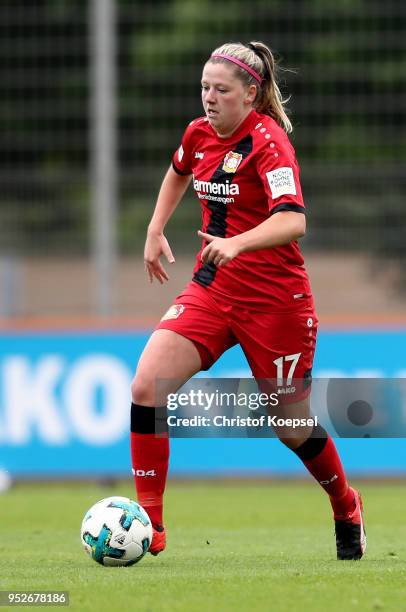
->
[80,496,152,566]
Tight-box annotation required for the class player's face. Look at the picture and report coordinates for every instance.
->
[201,62,257,137]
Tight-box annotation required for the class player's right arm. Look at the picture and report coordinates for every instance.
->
[144,165,192,284]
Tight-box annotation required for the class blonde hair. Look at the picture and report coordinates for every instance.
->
[209,41,293,133]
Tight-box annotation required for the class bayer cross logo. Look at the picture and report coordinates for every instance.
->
[222,151,243,173]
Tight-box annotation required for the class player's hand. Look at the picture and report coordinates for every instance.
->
[198,230,241,267]
[144,231,175,284]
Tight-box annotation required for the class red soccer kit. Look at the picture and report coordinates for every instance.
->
[157,109,317,386]
[135,113,354,531]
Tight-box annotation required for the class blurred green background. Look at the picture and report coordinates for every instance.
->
[0,0,405,317]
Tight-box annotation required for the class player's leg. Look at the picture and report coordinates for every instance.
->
[285,402,366,560]
[132,328,203,406]
[131,283,236,555]
[235,304,366,560]
[275,394,357,517]
[130,328,202,552]
[254,381,359,521]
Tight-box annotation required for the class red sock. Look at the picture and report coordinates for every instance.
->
[303,436,355,516]
[130,403,169,528]
[293,427,355,517]
[130,432,169,527]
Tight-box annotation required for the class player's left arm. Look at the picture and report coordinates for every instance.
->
[199,211,305,266]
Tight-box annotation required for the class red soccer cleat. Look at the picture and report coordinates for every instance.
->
[334,488,366,560]
[149,525,166,556]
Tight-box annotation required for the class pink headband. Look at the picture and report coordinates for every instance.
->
[210,53,263,85]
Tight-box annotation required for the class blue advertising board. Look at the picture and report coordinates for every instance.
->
[1,329,406,478]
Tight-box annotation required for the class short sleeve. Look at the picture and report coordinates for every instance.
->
[172,122,195,176]
[255,134,305,214]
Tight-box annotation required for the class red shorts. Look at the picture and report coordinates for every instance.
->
[156,282,318,400]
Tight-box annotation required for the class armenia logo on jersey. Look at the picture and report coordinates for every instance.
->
[222,151,243,173]
[161,304,185,321]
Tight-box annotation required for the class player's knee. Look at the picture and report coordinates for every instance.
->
[131,372,170,407]
[277,430,312,450]
[131,375,154,406]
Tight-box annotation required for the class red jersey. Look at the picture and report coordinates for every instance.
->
[172,109,313,311]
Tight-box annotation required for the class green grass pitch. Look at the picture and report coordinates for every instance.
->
[0,481,405,611]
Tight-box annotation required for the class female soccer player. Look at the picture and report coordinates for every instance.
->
[130,41,366,560]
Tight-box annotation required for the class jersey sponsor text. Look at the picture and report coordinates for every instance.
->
[193,178,240,196]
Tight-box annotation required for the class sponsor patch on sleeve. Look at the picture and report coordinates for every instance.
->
[178,145,184,163]
[266,167,297,199]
